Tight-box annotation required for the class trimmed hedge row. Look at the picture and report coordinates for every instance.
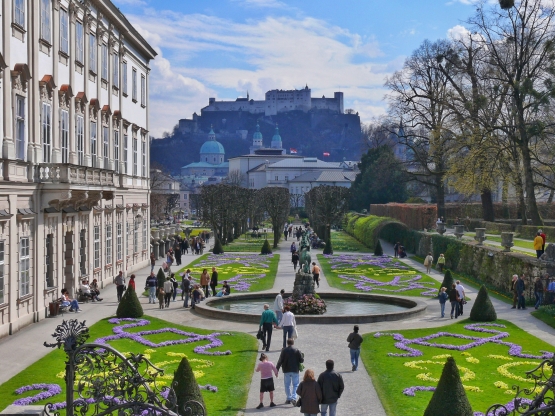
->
[482,221,512,235]
[370,203,437,230]
[343,213,410,251]
[516,225,555,240]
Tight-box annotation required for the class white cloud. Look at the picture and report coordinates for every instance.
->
[125,11,400,137]
[447,24,470,41]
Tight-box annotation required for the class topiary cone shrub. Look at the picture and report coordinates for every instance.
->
[439,269,454,295]
[156,268,166,289]
[323,237,333,255]
[261,239,272,255]
[374,239,383,256]
[470,285,497,322]
[116,286,143,318]
[171,357,206,413]
[212,238,224,254]
[424,357,473,416]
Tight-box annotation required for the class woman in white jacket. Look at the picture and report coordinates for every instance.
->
[279,305,297,349]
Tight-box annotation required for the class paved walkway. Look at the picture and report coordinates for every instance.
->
[2,233,555,416]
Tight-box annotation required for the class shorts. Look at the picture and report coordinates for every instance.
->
[260,377,275,393]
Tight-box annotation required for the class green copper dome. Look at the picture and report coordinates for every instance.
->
[253,123,263,141]
[271,125,282,142]
[200,140,225,155]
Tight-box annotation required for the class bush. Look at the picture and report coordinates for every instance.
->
[284,295,326,315]
[470,285,497,322]
[323,237,333,255]
[116,286,143,318]
[212,238,224,254]
[439,270,454,294]
[171,357,206,413]
[261,239,272,254]
[424,357,473,416]
[374,239,383,256]
[156,268,166,289]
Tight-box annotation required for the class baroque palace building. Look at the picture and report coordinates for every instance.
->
[0,0,156,336]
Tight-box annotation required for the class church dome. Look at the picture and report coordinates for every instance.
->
[253,123,263,141]
[200,140,225,155]
[271,125,282,143]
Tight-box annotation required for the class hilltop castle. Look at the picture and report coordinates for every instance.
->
[201,85,344,116]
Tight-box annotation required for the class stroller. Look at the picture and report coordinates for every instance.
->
[399,245,407,258]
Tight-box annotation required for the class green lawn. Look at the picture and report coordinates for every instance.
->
[223,232,276,252]
[178,252,280,292]
[318,253,438,297]
[0,316,257,415]
[362,319,553,415]
[330,230,371,252]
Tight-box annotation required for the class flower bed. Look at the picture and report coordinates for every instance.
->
[318,253,438,297]
[178,253,279,292]
[0,316,257,416]
[284,295,327,315]
[362,319,554,415]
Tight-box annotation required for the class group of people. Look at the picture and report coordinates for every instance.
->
[283,224,304,242]
[438,280,466,319]
[534,230,547,259]
[423,252,446,274]
[392,242,407,259]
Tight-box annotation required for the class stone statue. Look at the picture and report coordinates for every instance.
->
[300,230,312,274]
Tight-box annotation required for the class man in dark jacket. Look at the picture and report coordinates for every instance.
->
[210,267,218,297]
[317,360,344,416]
[276,338,304,406]
[517,274,527,310]
[347,325,363,371]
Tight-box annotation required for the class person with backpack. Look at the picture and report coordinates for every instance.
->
[424,252,434,274]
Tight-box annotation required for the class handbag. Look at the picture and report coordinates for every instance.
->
[296,397,302,407]
[292,326,298,340]
[256,327,263,340]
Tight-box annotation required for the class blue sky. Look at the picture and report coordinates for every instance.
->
[113,0,482,137]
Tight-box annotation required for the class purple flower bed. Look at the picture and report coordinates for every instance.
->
[402,385,436,397]
[93,318,232,356]
[375,323,553,360]
[323,254,436,296]
[13,384,62,405]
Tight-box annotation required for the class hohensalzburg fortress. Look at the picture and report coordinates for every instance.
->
[201,85,344,116]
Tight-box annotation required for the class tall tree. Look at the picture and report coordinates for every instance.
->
[258,187,290,248]
[305,186,350,241]
[350,145,408,211]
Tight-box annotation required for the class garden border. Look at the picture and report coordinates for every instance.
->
[194,292,427,324]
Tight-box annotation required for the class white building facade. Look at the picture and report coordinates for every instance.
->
[0,0,156,337]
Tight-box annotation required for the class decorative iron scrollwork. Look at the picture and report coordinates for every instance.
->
[484,354,555,415]
[43,320,205,416]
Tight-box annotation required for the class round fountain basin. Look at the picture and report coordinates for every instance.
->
[195,292,427,324]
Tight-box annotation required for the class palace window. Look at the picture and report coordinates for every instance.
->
[79,229,86,276]
[132,68,137,101]
[0,241,5,304]
[91,121,97,167]
[89,33,96,72]
[113,54,119,88]
[142,219,147,251]
[103,126,109,168]
[116,222,122,261]
[122,61,128,95]
[114,130,119,173]
[60,9,69,54]
[61,109,69,163]
[40,0,51,43]
[76,115,84,165]
[19,237,30,296]
[45,234,54,287]
[42,103,52,162]
[141,75,146,106]
[106,224,112,265]
[101,43,108,81]
[142,140,146,176]
[93,225,100,269]
[14,0,25,28]
[76,22,84,63]
[15,95,25,160]
[123,134,128,174]
[133,138,137,176]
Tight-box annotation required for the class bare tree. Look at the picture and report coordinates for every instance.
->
[226,169,245,187]
[305,186,350,241]
[258,187,290,248]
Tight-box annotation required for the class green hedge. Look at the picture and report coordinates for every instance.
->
[343,213,411,251]
[483,221,512,235]
[516,225,555,240]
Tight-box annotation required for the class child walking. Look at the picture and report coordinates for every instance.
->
[157,287,165,309]
[255,353,278,409]
[438,287,448,318]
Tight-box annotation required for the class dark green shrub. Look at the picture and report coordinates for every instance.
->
[156,268,166,289]
[323,237,333,254]
[212,238,224,254]
[439,270,454,294]
[374,240,383,256]
[171,357,206,413]
[470,285,497,322]
[261,239,272,254]
[424,357,473,416]
[116,286,143,318]
[499,0,514,9]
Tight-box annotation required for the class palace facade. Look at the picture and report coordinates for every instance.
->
[0,0,156,336]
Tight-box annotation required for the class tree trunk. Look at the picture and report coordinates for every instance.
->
[435,175,446,219]
[480,188,495,222]
[519,137,543,225]
[548,189,554,204]
[501,180,509,219]
[272,221,280,248]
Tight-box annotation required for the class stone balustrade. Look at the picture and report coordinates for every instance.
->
[37,164,116,187]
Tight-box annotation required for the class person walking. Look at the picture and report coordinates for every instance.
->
[455,280,466,316]
[157,287,165,309]
[274,289,285,322]
[534,277,544,310]
[259,304,279,352]
[438,287,448,318]
[284,224,289,241]
[318,360,344,416]
[437,254,446,272]
[200,269,210,297]
[393,242,400,258]
[449,283,460,319]
[128,274,136,291]
[296,369,322,416]
[182,272,192,308]
[346,325,363,371]
[424,252,434,274]
[210,267,218,298]
[516,274,527,310]
[115,270,126,302]
[146,272,157,304]
[511,274,519,309]
[175,246,182,266]
[279,305,297,349]
[170,273,178,302]
[276,338,304,406]
[540,229,547,252]
[255,353,278,409]
[166,250,175,274]
[311,262,320,288]
[292,251,300,272]
[290,242,296,253]
[163,277,173,308]
[150,252,156,273]
[534,232,544,259]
